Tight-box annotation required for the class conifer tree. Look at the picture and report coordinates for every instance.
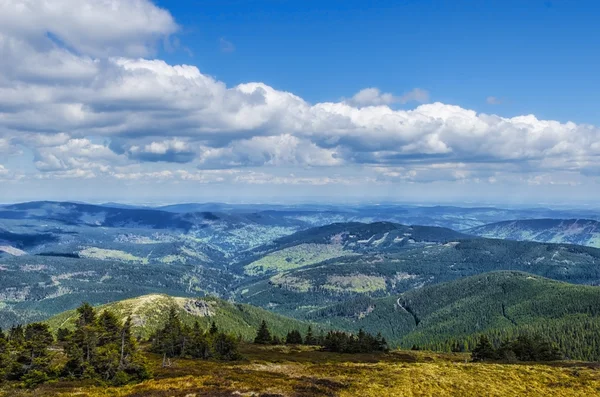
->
[185,322,210,359]
[56,328,72,343]
[8,325,25,348]
[285,330,303,345]
[271,335,282,345]
[254,320,272,345]
[212,332,241,360]
[6,323,54,387]
[471,335,496,362]
[304,326,317,345]
[64,304,149,383]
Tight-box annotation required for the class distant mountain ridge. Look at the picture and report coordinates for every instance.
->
[467,218,600,248]
[5,200,600,339]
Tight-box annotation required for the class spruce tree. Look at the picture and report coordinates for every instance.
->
[8,325,25,348]
[254,321,272,344]
[57,328,72,343]
[64,304,148,383]
[186,322,210,359]
[151,307,184,360]
[271,335,282,345]
[471,335,497,362]
[304,326,317,345]
[285,330,303,345]
[8,323,54,386]
[212,333,241,360]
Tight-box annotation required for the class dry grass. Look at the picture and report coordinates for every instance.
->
[2,345,599,397]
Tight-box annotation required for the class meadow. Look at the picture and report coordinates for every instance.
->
[3,344,599,397]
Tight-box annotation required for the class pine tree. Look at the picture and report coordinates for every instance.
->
[57,328,72,343]
[64,304,99,378]
[271,335,282,345]
[254,321,272,345]
[151,307,184,362]
[304,326,317,345]
[64,303,148,384]
[285,330,303,345]
[212,332,241,360]
[8,325,25,348]
[471,335,497,362]
[7,323,54,387]
[186,322,210,359]
[209,321,219,335]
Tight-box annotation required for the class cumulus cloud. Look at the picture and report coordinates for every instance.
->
[33,139,118,173]
[199,135,342,169]
[0,0,599,192]
[345,87,429,107]
[126,140,196,163]
[0,0,177,58]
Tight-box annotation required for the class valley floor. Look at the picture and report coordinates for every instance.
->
[2,345,600,397]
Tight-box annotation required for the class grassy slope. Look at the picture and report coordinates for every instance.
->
[45,293,314,340]
[3,345,599,397]
[244,243,353,275]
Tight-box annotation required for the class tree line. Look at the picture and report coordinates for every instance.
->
[471,334,562,362]
[149,307,241,363]
[253,320,388,353]
[0,303,390,389]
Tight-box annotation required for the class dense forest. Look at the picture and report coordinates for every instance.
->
[303,271,600,361]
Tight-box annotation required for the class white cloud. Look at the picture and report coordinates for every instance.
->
[0,0,177,58]
[33,138,118,172]
[1,0,600,196]
[199,135,342,169]
[126,139,196,163]
[345,87,429,107]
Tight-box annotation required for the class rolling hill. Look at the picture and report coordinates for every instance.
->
[467,219,600,248]
[237,237,600,317]
[41,272,600,361]
[311,271,600,360]
[45,293,313,339]
[235,221,470,275]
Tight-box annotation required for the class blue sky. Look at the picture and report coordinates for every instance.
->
[159,0,600,124]
[0,0,599,205]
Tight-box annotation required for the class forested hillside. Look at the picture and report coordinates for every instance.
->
[237,238,600,316]
[467,219,600,248]
[310,271,600,360]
